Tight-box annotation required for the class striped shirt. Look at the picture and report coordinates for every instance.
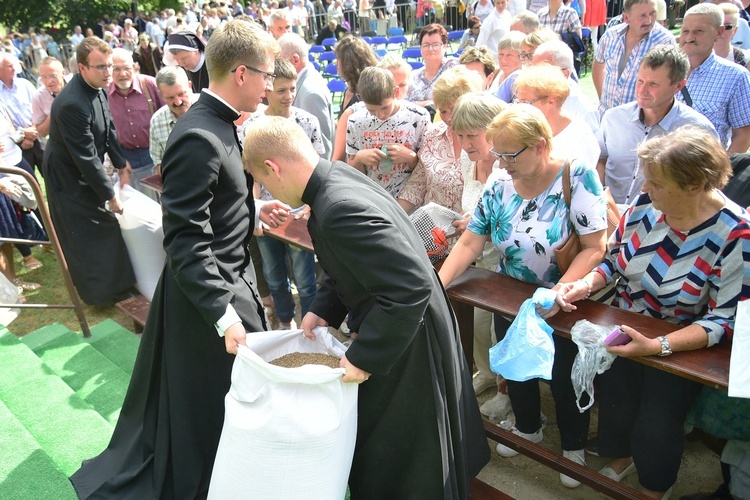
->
[594,22,675,115]
[675,53,750,149]
[596,192,750,346]
[538,5,581,35]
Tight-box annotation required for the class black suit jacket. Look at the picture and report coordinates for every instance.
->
[303,159,489,499]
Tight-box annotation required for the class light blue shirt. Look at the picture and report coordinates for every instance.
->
[0,76,36,128]
[598,99,718,205]
[676,53,750,148]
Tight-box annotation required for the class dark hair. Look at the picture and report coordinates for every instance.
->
[640,44,690,84]
[468,16,481,29]
[419,23,448,45]
[76,37,112,66]
[335,34,377,91]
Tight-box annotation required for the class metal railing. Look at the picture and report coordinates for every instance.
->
[0,165,90,337]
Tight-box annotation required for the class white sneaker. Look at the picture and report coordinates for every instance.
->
[560,449,586,488]
[496,426,543,458]
[479,393,512,422]
[472,372,496,395]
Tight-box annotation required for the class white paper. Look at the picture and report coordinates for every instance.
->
[729,299,750,398]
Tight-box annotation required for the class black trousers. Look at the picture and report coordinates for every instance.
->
[21,139,44,179]
[597,357,700,492]
[493,314,590,450]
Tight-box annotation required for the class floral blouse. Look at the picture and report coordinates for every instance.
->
[467,159,607,286]
[405,58,459,103]
[398,121,471,213]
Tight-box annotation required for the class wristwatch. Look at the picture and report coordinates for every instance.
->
[657,336,672,357]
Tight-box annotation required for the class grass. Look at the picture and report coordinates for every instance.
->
[10,246,132,337]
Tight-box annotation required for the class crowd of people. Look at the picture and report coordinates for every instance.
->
[1,0,750,497]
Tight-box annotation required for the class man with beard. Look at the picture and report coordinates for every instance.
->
[242,116,490,500]
[108,48,165,198]
[69,21,289,499]
[593,0,675,115]
[149,65,196,173]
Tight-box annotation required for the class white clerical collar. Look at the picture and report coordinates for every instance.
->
[203,88,240,116]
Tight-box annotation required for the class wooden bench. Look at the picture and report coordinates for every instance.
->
[445,266,731,499]
[115,295,151,334]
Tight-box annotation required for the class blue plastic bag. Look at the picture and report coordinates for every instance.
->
[489,288,557,382]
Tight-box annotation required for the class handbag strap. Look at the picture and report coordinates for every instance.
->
[561,160,572,209]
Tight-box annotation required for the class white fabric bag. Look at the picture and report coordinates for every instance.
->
[115,183,165,301]
[208,327,358,500]
[729,299,750,398]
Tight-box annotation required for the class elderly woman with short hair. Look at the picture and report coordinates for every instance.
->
[513,64,600,168]
[405,23,459,107]
[440,104,608,488]
[397,66,484,214]
[555,127,750,498]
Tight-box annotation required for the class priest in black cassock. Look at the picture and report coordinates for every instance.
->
[41,36,135,306]
[70,21,288,499]
[243,116,491,500]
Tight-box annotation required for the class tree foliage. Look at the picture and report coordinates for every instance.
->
[1,0,181,39]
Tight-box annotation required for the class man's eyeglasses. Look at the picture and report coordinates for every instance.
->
[86,64,114,72]
[489,145,528,163]
[113,66,134,73]
[231,64,276,84]
[420,42,444,51]
[39,74,62,80]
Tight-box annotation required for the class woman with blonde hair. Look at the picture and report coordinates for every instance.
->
[513,64,600,167]
[440,104,608,489]
[397,66,484,214]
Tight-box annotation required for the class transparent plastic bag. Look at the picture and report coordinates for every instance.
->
[570,320,617,412]
[489,288,557,382]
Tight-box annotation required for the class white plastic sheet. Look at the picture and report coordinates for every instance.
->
[208,327,358,500]
[115,183,165,301]
[729,299,750,398]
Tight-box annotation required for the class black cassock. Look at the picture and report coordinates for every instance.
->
[42,73,135,305]
[70,92,268,499]
[303,160,491,500]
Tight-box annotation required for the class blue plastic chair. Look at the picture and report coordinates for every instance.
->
[323,63,338,79]
[408,61,424,70]
[386,35,408,51]
[321,37,337,50]
[387,27,405,37]
[447,30,464,53]
[402,47,422,60]
[327,78,347,93]
[370,36,388,48]
[309,45,326,55]
[311,60,321,72]
[318,51,337,63]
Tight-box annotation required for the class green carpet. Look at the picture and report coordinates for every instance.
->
[0,327,114,477]
[0,399,76,499]
[21,324,131,425]
[85,319,141,376]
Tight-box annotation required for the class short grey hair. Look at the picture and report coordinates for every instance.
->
[512,11,540,32]
[278,32,309,61]
[533,40,574,71]
[641,44,690,84]
[111,47,134,64]
[156,65,190,88]
[684,2,724,27]
[270,9,290,23]
[452,91,508,132]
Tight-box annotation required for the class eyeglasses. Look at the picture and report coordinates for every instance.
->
[724,24,735,30]
[489,145,528,163]
[39,74,62,80]
[231,64,276,83]
[519,52,534,61]
[113,66,134,73]
[86,64,114,72]
[420,42,444,51]
[512,95,542,105]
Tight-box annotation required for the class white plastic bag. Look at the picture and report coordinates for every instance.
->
[729,299,750,398]
[115,183,165,301]
[208,327,358,500]
[570,320,617,412]
[0,272,21,325]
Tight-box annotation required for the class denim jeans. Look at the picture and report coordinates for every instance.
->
[256,235,317,323]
